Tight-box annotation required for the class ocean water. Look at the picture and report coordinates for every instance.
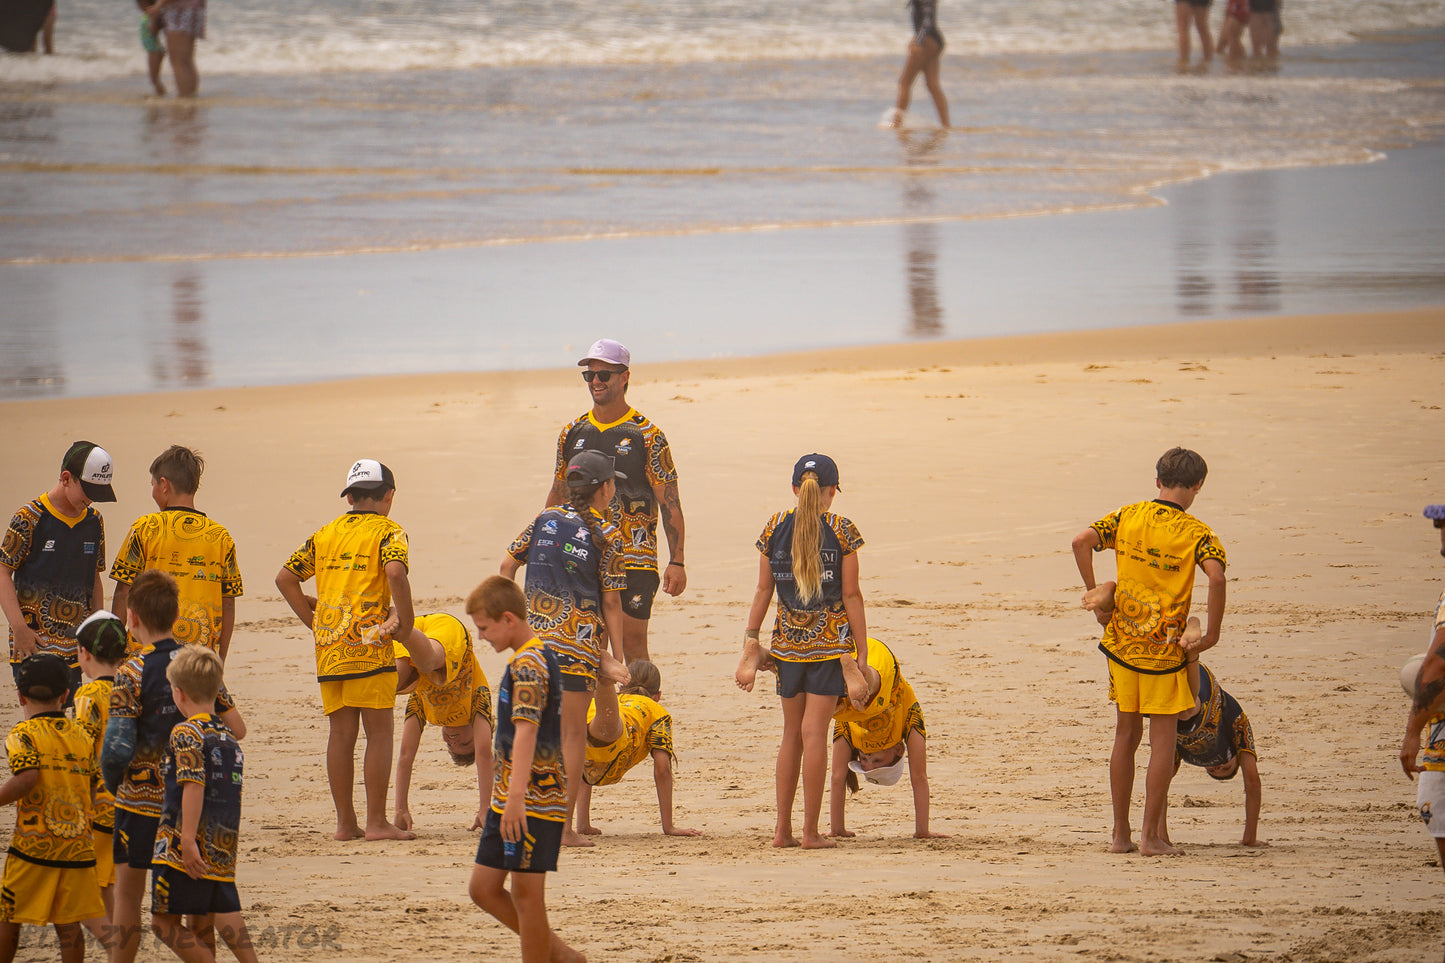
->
[0,1,1442,397]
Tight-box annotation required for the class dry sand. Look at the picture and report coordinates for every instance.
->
[2,306,1443,962]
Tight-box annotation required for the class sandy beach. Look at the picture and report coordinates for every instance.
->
[1,305,1441,960]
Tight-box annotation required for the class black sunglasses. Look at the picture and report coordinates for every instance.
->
[582,369,624,383]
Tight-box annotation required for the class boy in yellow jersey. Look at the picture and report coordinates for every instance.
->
[1400,503,1445,874]
[576,660,702,838]
[276,459,415,842]
[70,610,130,952]
[393,612,495,832]
[464,576,581,963]
[0,653,105,963]
[1072,447,1227,857]
[110,445,243,660]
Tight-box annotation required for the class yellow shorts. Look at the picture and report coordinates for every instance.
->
[93,828,115,889]
[0,854,106,925]
[1107,658,1195,716]
[320,672,397,714]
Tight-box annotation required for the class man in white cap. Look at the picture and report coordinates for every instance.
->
[1401,503,1445,875]
[546,339,686,664]
[0,441,114,701]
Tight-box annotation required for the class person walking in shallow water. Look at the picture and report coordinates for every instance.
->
[885,0,950,129]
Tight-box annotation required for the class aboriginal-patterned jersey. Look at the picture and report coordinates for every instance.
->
[0,493,105,665]
[1420,591,1445,771]
[507,507,626,668]
[757,510,864,662]
[583,694,676,787]
[284,511,408,683]
[109,508,243,653]
[5,713,97,868]
[490,640,566,822]
[1176,664,1256,768]
[153,714,242,882]
[832,638,927,753]
[1091,500,1227,674]
[553,408,677,572]
[110,638,235,818]
[73,677,116,833]
[398,613,493,729]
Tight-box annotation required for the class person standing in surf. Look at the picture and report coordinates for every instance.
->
[884,0,950,128]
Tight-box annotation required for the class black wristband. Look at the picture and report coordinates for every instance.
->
[668,561,684,568]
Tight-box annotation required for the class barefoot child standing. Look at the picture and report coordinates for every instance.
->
[276,458,415,842]
[1072,447,1227,857]
[737,454,869,850]
[465,576,583,963]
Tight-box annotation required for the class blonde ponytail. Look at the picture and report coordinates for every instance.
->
[791,472,824,605]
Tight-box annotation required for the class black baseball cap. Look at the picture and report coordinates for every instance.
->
[792,453,840,489]
[566,451,627,489]
[16,653,72,701]
[71,610,129,662]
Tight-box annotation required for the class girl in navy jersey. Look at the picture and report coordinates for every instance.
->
[885,0,950,128]
[502,450,629,848]
[739,454,869,849]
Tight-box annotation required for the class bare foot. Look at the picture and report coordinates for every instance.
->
[365,821,417,841]
[562,828,596,848]
[552,940,587,963]
[736,635,764,691]
[599,652,630,686]
[829,828,855,839]
[914,830,951,839]
[577,825,602,836]
[841,655,870,711]
[1241,839,1271,848]
[1109,835,1138,854]
[1082,582,1116,614]
[1140,838,1184,856]
[800,832,837,849]
[334,823,364,841]
[1179,617,1203,647]
[772,833,800,848]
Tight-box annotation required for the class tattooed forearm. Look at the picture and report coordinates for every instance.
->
[1414,674,1445,718]
[659,481,684,558]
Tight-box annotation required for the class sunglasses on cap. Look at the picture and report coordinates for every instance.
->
[582,369,625,383]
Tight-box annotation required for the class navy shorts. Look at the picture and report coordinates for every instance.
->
[475,810,563,874]
[775,657,847,699]
[113,809,160,870]
[621,568,660,620]
[152,865,241,915]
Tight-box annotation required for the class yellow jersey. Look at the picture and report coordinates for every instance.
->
[284,510,409,682]
[396,613,493,728]
[109,508,242,652]
[1091,499,1227,674]
[72,678,116,833]
[583,694,676,787]
[4,714,97,868]
[832,639,927,753]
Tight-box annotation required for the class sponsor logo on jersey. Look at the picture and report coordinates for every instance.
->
[42,540,56,552]
[543,520,559,534]
[564,544,589,561]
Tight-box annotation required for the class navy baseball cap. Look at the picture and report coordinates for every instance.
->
[792,453,840,490]
[567,450,627,489]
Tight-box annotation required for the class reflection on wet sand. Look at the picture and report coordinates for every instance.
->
[1173,164,1281,318]
[149,269,211,388]
[897,128,948,338]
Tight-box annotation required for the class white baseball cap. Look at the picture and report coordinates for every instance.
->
[849,756,907,787]
[341,459,395,496]
[577,339,631,367]
[62,441,116,503]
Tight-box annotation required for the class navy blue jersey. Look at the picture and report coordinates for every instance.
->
[154,714,243,881]
[1176,665,1257,768]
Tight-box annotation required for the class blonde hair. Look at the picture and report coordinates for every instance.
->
[466,575,527,621]
[166,645,224,704]
[791,473,825,606]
